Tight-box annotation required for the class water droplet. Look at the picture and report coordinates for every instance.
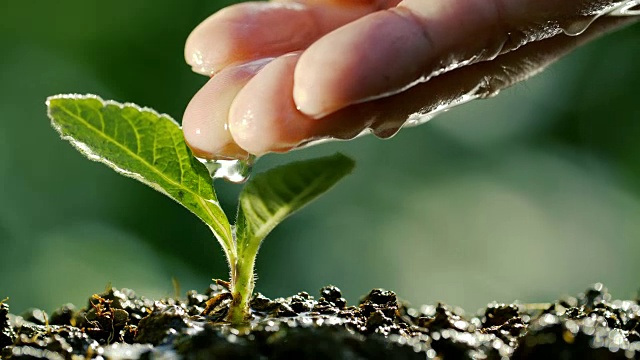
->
[295,79,496,150]
[372,126,402,140]
[561,1,640,36]
[561,16,598,36]
[401,80,493,130]
[197,155,256,184]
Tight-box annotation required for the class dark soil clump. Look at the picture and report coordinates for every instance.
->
[2,283,639,359]
[1,302,15,349]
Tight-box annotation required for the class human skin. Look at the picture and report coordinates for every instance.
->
[182,0,639,159]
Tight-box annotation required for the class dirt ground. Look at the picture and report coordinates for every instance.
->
[2,283,639,359]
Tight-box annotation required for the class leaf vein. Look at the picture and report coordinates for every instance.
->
[56,102,231,242]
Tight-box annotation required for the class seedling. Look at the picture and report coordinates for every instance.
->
[46,94,354,324]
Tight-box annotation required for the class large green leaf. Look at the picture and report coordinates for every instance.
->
[46,94,234,258]
[236,153,355,258]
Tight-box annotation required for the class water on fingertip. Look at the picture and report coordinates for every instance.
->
[298,80,501,147]
[401,79,499,130]
[197,155,256,184]
[561,16,600,36]
[371,126,402,140]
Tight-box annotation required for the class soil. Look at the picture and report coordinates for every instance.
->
[1,283,639,359]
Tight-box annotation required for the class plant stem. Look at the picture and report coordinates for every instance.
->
[226,254,256,324]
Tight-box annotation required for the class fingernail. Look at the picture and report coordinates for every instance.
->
[188,50,223,76]
[293,83,339,119]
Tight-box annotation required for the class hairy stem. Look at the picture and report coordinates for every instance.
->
[226,254,257,324]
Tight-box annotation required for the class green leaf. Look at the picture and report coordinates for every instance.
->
[236,153,355,258]
[46,94,234,259]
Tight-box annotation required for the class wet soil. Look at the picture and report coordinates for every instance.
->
[1,283,639,359]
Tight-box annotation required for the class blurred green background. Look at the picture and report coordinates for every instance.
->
[1,1,639,315]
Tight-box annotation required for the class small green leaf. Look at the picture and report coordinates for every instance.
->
[236,153,355,257]
[226,153,354,323]
[46,94,234,259]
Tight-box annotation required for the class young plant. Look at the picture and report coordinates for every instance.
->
[46,94,354,324]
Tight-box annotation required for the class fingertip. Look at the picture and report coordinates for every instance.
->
[293,9,431,118]
[182,81,248,159]
[229,53,314,155]
[292,72,340,119]
[185,2,318,76]
[292,32,351,119]
[183,60,272,159]
[184,5,242,75]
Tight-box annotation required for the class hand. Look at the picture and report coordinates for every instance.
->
[182,0,639,159]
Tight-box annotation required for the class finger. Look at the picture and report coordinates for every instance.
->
[228,53,318,155]
[293,0,633,118]
[184,0,388,76]
[354,15,640,134]
[228,52,375,155]
[230,15,639,155]
[182,58,273,160]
